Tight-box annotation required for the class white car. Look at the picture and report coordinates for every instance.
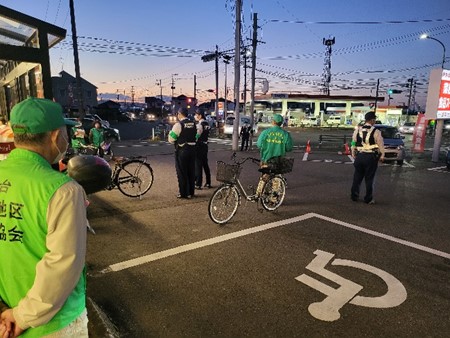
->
[398,122,416,134]
[85,114,110,128]
[300,116,320,127]
[326,115,342,126]
[224,116,258,136]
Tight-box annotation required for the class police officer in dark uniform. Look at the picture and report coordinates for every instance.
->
[194,109,212,189]
[169,108,197,199]
[239,123,253,151]
[350,111,385,204]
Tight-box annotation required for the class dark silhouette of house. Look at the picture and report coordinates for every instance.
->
[52,71,98,115]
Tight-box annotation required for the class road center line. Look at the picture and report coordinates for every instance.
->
[101,212,449,274]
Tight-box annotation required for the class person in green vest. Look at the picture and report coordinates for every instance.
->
[89,120,105,157]
[71,117,87,154]
[255,113,293,194]
[0,98,89,337]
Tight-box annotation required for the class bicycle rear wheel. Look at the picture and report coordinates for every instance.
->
[208,185,240,224]
[261,176,286,211]
[116,160,154,197]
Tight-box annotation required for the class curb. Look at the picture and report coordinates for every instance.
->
[87,297,120,338]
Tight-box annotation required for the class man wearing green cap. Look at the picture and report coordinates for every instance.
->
[257,113,293,164]
[256,114,293,194]
[0,98,89,337]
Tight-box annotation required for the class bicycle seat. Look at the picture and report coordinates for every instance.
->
[258,167,273,174]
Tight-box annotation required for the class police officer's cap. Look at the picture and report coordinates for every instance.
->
[364,111,377,121]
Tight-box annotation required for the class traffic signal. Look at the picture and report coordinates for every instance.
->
[387,89,402,94]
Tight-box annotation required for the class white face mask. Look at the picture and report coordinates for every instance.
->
[52,132,69,164]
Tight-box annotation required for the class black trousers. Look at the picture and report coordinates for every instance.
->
[351,152,379,202]
[175,145,196,197]
[240,136,250,151]
[195,143,211,187]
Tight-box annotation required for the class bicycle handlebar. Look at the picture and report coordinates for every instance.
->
[230,152,260,166]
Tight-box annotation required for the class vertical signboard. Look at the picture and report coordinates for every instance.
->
[437,69,450,119]
[412,113,427,152]
[425,68,450,120]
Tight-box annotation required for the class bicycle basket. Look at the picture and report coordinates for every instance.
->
[216,161,241,183]
[267,157,294,174]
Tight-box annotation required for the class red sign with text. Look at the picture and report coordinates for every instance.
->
[437,69,450,119]
[412,113,427,153]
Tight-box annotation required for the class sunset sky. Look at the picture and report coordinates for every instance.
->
[2,0,449,107]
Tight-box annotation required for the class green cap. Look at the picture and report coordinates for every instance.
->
[10,97,75,134]
[273,114,283,123]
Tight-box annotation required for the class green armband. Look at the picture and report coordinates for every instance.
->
[169,130,178,140]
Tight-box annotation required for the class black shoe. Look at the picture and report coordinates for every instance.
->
[195,185,202,190]
[351,195,358,202]
[366,199,375,205]
[186,195,192,199]
[204,184,212,189]
[177,194,187,199]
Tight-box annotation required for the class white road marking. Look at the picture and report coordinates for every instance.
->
[296,249,407,322]
[101,212,450,274]
[428,166,449,173]
[347,155,354,162]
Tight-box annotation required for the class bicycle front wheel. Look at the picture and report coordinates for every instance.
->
[208,185,240,224]
[261,176,286,211]
[116,160,154,198]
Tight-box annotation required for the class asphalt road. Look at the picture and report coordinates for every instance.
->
[86,122,450,337]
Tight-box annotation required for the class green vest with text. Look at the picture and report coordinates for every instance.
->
[0,149,86,337]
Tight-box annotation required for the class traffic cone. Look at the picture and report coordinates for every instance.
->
[343,142,351,155]
[305,140,312,153]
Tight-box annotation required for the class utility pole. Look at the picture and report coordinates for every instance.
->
[156,79,163,116]
[322,37,335,96]
[232,0,242,151]
[193,75,197,103]
[407,77,414,112]
[171,75,175,102]
[374,79,380,112]
[215,45,219,119]
[131,86,135,106]
[243,46,248,115]
[249,12,258,131]
[69,0,85,116]
[223,55,231,115]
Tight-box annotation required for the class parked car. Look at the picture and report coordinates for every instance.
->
[66,117,120,142]
[446,147,450,170]
[398,122,416,134]
[300,116,320,127]
[374,124,406,165]
[117,112,131,122]
[85,114,110,128]
[224,115,258,136]
[444,120,450,132]
[326,115,342,126]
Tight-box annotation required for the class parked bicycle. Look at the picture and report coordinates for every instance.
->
[75,142,114,161]
[208,153,294,224]
[106,155,154,198]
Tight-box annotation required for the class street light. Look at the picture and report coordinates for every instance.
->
[420,34,446,68]
[420,34,447,162]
